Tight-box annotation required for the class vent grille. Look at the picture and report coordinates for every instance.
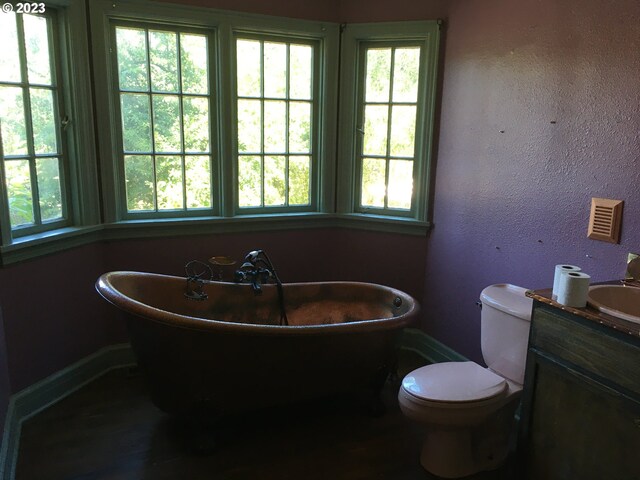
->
[588,198,623,243]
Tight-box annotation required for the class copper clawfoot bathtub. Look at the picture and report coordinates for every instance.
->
[96,271,419,420]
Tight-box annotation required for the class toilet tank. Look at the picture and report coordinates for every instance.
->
[480,284,533,385]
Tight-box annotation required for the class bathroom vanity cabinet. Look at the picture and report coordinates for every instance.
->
[519,298,640,480]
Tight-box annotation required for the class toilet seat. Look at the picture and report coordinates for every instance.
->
[401,362,507,406]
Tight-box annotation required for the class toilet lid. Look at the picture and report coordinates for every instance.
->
[402,362,507,403]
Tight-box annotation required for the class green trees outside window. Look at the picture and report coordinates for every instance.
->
[114,25,213,213]
[235,37,315,210]
[358,45,421,212]
[0,11,68,234]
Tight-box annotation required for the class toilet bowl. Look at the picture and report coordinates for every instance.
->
[399,284,532,478]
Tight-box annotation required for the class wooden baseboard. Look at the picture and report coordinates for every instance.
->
[0,343,135,480]
[399,328,468,364]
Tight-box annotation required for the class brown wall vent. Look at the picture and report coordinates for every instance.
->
[587,197,624,243]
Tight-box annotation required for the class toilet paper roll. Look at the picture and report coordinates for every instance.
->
[556,271,591,308]
[552,265,582,300]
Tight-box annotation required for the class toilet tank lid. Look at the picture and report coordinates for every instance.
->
[480,284,533,321]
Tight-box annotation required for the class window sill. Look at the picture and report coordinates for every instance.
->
[103,213,430,238]
[0,213,430,265]
[0,226,104,265]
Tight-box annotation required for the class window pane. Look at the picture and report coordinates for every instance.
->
[124,155,154,211]
[181,34,208,94]
[236,39,261,97]
[4,160,34,227]
[290,45,312,100]
[388,159,413,209]
[149,31,179,93]
[264,42,286,98]
[0,86,28,155]
[289,101,311,153]
[0,12,21,82]
[361,157,386,208]
[120,93,152,152]
[116,27,149,91]
[30,88,58,154]
[155,155,183,209]
[183,96,209,153]
[23,14,52,85]
[185,155,211,208]
[238,155,261,207]
[392,47,420,102]
[363,105,388,156]
[264,100,286,153]
[36,157,63,221]
[390,105,416,157]
[365,48,391,102]
[289,156,310,205]
[264,155,285,206]
[237,99,261,153]
[153,94,181,152]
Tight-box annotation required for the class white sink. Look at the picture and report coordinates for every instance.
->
[587,285,640,324]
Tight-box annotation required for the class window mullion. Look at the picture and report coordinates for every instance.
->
[383,47,396,211]
[143,28,158,213]
[284,44,290,206]
[259,40,265,208]
[176,34,188,211]
[16,14,42,227]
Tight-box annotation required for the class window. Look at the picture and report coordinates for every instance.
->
[92,1,435,234]
[113,24,215,217]
[358,44,421,212]
[0,10,69,236]
[338,22,440,225]
[235,36,317,212]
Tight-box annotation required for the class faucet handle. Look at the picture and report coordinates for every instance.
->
[626,253,640,281]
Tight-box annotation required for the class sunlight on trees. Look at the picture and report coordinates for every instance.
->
[116,26,213,212]
[0,12,64,229]
[236,38,312,209]
[360,46,420,211]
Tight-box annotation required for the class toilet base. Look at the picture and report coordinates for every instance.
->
[416,401,517,479]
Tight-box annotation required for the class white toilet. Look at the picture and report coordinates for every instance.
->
[398,284,532,478]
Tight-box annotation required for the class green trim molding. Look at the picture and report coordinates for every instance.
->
[400,328,468,364]
[0,344,135,480]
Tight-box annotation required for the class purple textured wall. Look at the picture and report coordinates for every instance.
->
[104,228,426,300]
[339,0,448,22]
[0,243,120,392]
[158,0,339,22]
[424,0,640,361]
[0,307,10,438]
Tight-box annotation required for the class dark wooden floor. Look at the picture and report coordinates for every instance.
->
[16,356,513,480]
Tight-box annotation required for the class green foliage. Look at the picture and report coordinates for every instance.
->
[116,27,212,212]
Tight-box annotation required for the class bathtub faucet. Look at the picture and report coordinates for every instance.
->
[234,250,288,325]
[234,259,272,294]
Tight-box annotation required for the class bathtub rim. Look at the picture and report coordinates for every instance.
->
[96,270,420,336]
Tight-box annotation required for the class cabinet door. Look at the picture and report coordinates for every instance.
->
[525,353,640,480]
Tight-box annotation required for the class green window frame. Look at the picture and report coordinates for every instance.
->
[91,1,337,224]
[0,9,71,237]
[111,21,218,219]
[233,34,320,214]
[337,21,440,225]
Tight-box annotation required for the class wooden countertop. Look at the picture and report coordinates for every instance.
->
[526,283,640,338]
